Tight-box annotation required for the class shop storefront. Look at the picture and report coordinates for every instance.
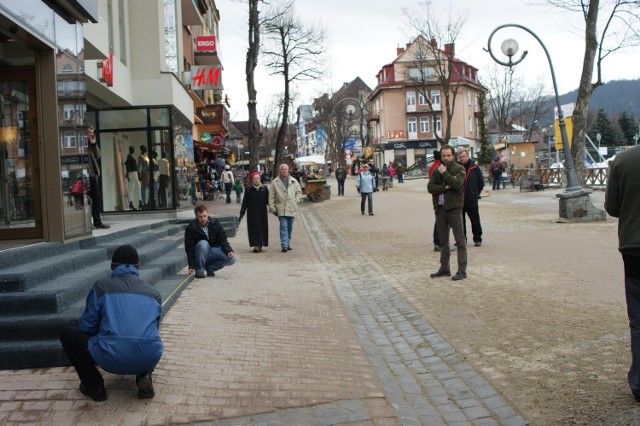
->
[89,106,193,214]
[0,0,97,242]
[374,140,437,169]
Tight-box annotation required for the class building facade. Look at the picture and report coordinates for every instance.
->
[368,36,486,169]
[0,0,227,244]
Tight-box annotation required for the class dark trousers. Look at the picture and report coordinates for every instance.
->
[89,175,103,226]
[60,326,104,389]
[492,176,502,190]
[624,254,640,397]
[435,207,467,273]
[337,179,345,196]
[462,206,483,244]
[360,192,373,214]
[433,222,440,245]
[225,182,233,203]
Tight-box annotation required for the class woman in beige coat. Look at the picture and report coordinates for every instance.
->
[268,164,302,252]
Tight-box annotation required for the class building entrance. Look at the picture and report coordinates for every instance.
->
[0,69,41,239]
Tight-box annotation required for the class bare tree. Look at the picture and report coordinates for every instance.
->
[485,64,551,135]
[260,94,285,174]
[547,0,640,180]
[262,1,326,176]
[245,0,262,172]
[402,2,468,146]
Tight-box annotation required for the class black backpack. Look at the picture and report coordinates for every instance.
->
[492,165,502,176]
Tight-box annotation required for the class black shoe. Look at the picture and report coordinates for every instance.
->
[287,246,292,250]
[452,272,467,281]
[474,242,482,247]
[136,373,155,399]
[129,201,137,211]
[207,270,215,277]
[282,247,288,252]
[369,212,374,216]
[79,383,107,402]
[361,211,365,215]
[94,223,111,229]
[253,247,261,253]
[430,270,451,278]
[195,270,206,279]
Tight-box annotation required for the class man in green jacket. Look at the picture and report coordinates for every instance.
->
[427,144,467,280]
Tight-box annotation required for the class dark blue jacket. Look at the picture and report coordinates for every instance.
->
[184,217,233,269]
[462,160,484,208]
[78,266,163,375]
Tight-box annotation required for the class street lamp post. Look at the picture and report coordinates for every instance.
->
[596,133,602,161]
[485,24,582,193]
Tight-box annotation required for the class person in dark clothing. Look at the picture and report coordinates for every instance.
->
[458,150,484,247]
[239,172,269,253]
[489,156,505,190]
[125,146,141,210]
[396,163,405,183]
[184,204,237,278]
[335,164,347,196]
[368,162,379,191]
[60,245,162,401]
[87,127,110,228]
[605,145,640,402]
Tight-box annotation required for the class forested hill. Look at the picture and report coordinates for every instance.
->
[556,79,640,117]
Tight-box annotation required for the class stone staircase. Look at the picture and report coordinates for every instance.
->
[0,216,237,371]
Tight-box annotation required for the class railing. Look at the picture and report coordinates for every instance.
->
[508,167,608,188]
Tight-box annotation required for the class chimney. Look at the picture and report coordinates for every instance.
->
[430,37,437,48]
[444,43,455,57]
[396,46,405,56]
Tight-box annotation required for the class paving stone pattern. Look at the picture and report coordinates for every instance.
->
[300,208,527,426]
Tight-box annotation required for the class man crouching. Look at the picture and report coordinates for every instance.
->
[60,245,162,401]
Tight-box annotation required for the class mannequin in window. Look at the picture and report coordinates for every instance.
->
[151,151,160,208]
[138,145,150,209]
[158,152,170,208]
[125,146,141,210]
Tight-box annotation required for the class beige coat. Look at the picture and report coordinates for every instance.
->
[268,176,302,217]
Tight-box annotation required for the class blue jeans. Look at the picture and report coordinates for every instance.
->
[278,216,295,248]
[337,179,345,196]
[194,240,237,274]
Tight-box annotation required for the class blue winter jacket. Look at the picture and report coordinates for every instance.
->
[78,265,163,375]
[356,172,376,194]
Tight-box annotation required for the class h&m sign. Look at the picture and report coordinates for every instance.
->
[190,66,222,90]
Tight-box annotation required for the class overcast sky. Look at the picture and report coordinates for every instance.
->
[218,0,639,121]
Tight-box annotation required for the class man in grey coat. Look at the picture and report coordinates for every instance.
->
[605,145,640,402]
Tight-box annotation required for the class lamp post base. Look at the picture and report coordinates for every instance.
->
[556,189,606,222]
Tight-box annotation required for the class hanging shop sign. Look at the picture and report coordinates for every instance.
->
[195,36,217,52]
[98,50,114,86]
[200,132,212,144]
[190,65,222,90]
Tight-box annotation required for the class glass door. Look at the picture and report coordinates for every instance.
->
[0,69,41,239]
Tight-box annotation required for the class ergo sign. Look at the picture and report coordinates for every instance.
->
[195,36,216,52]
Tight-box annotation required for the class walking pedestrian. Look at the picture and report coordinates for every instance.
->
[396,162,405,183]
[388,161,395,185]
[87,126,110,228]
[490,156,505,190]
[59,245,162,402]
[356,164,376,216]
[239,172,269,253]
[381,164,390,191]
[233,177,244,204]
[604,145,640,402]
[458,150,484,247]
[427,144,467,281]
[268,164,303,253]
[184,204,237,278]
[428,150,441,251]
[221,165,235,204]
[335,164,346,196]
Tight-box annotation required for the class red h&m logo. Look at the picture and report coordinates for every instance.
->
[190,66,222,90]
[195,36,216,52]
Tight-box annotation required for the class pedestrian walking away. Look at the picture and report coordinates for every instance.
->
[458,150,484,247]
[239,172,269,253]
[268,164,303,252]
[59,245,162,402]
[87,126,110,228]
[396,162,405,183]
[381,164,390,191]
[356,164,376,216]
[184,204,237,278]
[222,165,235,204]
[335,164,347,196]
[233,177,244,204]
[604,145,640,402]
[427,144,467,280]
[490,156,505,190]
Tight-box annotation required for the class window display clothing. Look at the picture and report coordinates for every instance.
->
[137,148,150,208]
[125,150,141,210]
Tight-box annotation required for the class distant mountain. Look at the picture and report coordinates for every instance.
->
[555,79,640,118]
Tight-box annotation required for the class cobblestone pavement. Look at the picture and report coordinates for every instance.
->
[0,178,616,425]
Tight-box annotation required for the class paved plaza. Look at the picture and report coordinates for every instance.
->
[0,176,637,425]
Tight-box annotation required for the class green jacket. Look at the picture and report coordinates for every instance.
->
[427,160,465,210]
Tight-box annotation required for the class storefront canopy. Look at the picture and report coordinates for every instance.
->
[294,155,325,166]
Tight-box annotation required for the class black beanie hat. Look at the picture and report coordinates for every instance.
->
[433,150,441,160]
[111,245,140,269]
